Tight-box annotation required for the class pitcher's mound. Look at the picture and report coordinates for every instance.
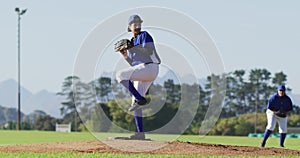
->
[0,140,300,156]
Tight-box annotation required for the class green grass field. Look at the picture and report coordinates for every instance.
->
[0,130,299,157]
[0,130,95,145]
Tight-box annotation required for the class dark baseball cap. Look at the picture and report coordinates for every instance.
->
[128,15,143,25]
[127,15,143,32]
[278,85,286,91]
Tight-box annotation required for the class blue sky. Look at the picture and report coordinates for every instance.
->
[1,1,300,94]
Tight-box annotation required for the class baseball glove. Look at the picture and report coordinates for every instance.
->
[274,108,287,118]
[114,39,133,52]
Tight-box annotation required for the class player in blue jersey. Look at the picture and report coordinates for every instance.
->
[261,85,293,147]
[116,15,161,140]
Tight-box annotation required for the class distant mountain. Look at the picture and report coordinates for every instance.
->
[0,79,63,118]
[0,79,32,109]
[24,110,48,124]
[0,105,25,126]
[0,105,48,126]
[24,90,63,118]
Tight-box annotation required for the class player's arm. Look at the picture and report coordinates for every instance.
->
[120,50,132,65]
[286,97,293,114]
[267,97,276,112]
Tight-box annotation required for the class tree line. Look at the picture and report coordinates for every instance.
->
[59,68,299,135]
[3,68,300,135]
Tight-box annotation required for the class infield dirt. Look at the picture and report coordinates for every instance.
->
[0,140,299,156]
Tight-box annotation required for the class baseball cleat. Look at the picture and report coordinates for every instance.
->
[260,142,265,148]
[128,103,140,112]
[128,99,149,112]
[129,132,145,140]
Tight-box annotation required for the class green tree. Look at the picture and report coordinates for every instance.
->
[225,70,250,116]
[186,84,208,134]
[288,114,300,127]
[210,117,237,135]
[107,100,135,132]
[21,119,32,130]
[248,68,272,133]
[272,71,287,86]
[86,103,112,132]
[164,79,181,104]
[201,74,226,135]
[143,101,179,133]
[3,121,17,130]
[291,105,300,114]
[57,76,85,131]
[111,79,129,100]
[34,115,57,131]
[148,83,164,96]
[95,77,112,103]
[210,113,266,136]
[271,71,290,92]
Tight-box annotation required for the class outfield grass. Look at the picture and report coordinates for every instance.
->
[0,130,299,157]
[177,135,300,151]
[0,130,95,145]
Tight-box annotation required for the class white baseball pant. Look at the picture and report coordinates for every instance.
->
[116,63,159,103]
[266,109,288,133]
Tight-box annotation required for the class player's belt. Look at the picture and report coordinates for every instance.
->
[144,62,160,65]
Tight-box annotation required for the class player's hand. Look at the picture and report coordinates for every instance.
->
[120,49,128,58]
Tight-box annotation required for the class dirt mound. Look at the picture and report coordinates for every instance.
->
[0,140,299,156]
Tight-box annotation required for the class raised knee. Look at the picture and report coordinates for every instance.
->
[116,71,126,83]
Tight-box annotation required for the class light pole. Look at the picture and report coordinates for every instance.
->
[15,7,27,130]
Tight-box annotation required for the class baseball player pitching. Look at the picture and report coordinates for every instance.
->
[261,85,293,147]
[114,15,161,140]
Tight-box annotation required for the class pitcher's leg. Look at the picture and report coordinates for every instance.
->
[261,109,276,147]
[280,133,287,147]
[128,64,158,82]
[261,129,272,147]
[120,80,145,101]
[278,116,288,133]
[278,117,288,147]
[266,110,277,131]
[116,64,158,106]
[132,81,152,133]
[134,108,143,132]
[128,81,153,112]
[116,66,146,103]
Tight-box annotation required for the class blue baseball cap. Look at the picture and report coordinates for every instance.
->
[277,85,286,91]
[127,15,143,32]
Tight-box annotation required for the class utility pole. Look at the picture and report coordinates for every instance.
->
[15,7,27,130]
